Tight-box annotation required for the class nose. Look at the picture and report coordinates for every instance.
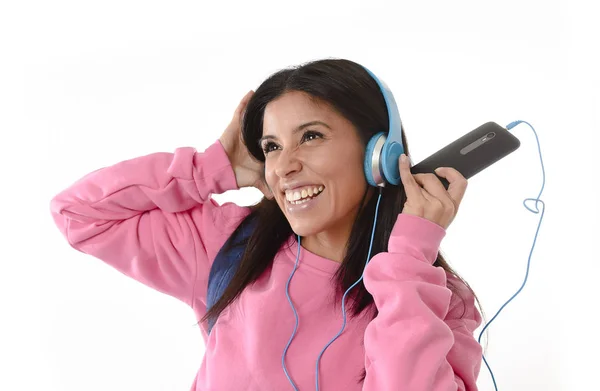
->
[274,149,302,179]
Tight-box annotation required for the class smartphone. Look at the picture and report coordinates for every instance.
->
[410,121,521,189]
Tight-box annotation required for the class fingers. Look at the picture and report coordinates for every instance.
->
[412,173,456,213]
[413,173,449,200]
[234,90,254,119]
[399,154,423,201]
[400,153,463,214]
[434,167,468,207]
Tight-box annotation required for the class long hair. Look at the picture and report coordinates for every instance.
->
[200,58,486,384]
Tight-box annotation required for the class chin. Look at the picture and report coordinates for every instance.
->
[275,195,330,237]
[289,224,315,238]
[285,217,325,237]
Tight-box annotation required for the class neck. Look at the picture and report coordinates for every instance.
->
[301,233,347,263]
[300,212,356,263]
[299,187,377,263]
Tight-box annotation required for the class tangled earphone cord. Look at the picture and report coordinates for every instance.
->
[477,120,546,391]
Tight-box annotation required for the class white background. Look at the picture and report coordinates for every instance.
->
[1,0,598,390]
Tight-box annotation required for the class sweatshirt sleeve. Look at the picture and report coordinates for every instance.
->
[361,213,483,391]
[49,140,250,309]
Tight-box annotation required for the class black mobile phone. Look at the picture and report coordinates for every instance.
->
[410,121,521,189]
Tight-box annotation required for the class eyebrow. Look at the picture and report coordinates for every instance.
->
[258,120,331,146]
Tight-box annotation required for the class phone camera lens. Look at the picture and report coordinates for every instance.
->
[486,132,496,139]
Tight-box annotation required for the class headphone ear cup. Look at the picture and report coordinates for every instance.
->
[364,132,386,187]
[380,141,404,186]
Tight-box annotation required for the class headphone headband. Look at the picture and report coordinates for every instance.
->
[361,66,405,186]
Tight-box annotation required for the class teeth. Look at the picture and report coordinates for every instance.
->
[285,185,324,202]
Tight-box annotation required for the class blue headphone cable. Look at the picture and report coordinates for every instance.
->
[282,120,545,391]
[477,120,546,391]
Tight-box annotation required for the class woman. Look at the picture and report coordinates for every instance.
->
[50,58,484,390]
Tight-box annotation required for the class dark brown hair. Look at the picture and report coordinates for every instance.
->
[200,58,486,384]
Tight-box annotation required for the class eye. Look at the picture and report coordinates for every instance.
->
[301,130,323,143]
[262,131,323,155]
[262,141,278,155]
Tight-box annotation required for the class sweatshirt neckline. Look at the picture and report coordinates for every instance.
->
[282,235,342,275]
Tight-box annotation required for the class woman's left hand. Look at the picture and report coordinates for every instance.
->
[398,154,468,230]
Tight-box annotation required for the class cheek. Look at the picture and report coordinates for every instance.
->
[263,161,275,184]
[339,172,368,200]
[264,165,280,197]
[327,157,368,200]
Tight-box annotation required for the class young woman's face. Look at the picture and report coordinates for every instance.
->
[260,90,369,237]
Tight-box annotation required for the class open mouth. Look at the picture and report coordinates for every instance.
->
[285,185,325,205]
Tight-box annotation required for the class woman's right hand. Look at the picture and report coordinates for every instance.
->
[219,90,273,198]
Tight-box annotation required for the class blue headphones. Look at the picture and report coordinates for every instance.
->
[362,66,406,187]
[282,65,405,390]
[284,65,541,391]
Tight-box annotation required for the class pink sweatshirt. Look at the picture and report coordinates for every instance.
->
[50,139,483,391]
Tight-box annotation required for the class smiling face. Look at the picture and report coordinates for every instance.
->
[259,90,369,242]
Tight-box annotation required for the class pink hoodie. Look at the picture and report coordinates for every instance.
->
[50,139,483,391]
